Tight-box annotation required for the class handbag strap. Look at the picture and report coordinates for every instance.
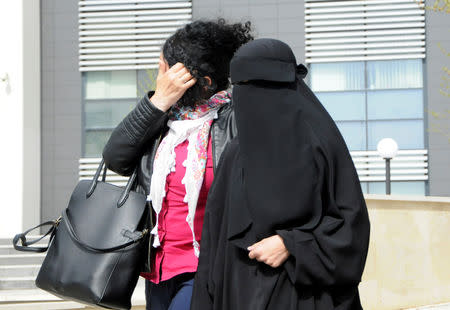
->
[12,217,61,253]
[62,209,148,253]
[86,158,138,208]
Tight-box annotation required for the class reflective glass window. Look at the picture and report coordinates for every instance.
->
[310,61,365,92]
[82,69,158,157]
[367,59,423,90]
[316,91,366,121]
[367,89,423,120]
[336,121,366,151]
[368,120,424,150]
[368,181,425,195]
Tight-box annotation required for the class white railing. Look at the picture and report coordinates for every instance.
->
[79,149,428,185]
[350,149,428,182]
[79,158,129,186]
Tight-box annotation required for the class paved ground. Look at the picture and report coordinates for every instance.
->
[408,303,450,310]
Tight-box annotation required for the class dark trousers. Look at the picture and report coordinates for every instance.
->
[145,273,195,310]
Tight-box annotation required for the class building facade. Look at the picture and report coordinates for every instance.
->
[1,0,449,236]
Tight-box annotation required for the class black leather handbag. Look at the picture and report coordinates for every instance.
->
[13,159,150,310]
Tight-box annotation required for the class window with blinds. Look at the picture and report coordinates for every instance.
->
[305,0,426,63]
[78,0,192,71]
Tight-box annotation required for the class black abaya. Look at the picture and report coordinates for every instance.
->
[191,39,370,310]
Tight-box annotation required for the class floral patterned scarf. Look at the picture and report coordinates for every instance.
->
[148,90,231,257]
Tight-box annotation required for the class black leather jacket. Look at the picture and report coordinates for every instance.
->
[102,91,236,272]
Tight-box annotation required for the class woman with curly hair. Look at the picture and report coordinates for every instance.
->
[102,19,253,310]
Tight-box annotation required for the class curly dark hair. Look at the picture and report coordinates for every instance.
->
[162,18,253,107]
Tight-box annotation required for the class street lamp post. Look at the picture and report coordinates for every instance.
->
[377,138,399,195]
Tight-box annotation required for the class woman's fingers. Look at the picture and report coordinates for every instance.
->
[179,72,193,83]
[160,60,190,80]
[168,62,184,74]
[151,60,197,111]
[247,239,263,251]
[175,67,189,77]
[248,242,263,259]
[183,77,197,89]
[248,249,257,259]
[247,235,290,267]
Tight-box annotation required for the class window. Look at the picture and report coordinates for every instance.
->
[366,181,426,196]
[310,59,425,152]
[82,69,157,157]
[309,59,425,194]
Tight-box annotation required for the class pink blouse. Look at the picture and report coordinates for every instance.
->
[140,136,214,284]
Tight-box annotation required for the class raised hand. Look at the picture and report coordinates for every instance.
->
[150,53,197,112]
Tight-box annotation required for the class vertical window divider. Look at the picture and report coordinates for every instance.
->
[81,73,87,158]
[364,61,369,193]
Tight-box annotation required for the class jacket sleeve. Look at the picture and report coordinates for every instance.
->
[102,91,168,176]
[276,148,370,287]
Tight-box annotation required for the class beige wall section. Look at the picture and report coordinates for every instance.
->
[360,194,450,310]
[22,0,41,234]
[0,0,40,237]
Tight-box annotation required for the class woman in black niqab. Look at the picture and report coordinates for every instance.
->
[191,38,370,310]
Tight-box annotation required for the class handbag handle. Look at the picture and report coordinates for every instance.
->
[62,209,148,253]
[86,158,138,208]
[12,212,148,253]
[12,217,61,252]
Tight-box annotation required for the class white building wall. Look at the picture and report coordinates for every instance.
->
[0,0,40,238]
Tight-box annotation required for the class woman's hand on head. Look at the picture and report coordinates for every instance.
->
[247,235,290,268]
[150,54,197,112]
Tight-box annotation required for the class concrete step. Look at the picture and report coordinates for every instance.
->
[0,236,50,246]
[0,254,46,265]
[0,276,36,290]
[409,303,450,310]
[0,300,145,310]
[0,301,86,309]
[0,265,41,278]
[0,237,14,246]
[0,280,146,301]
[0,278,147,309]
[0,245,49,255]
[0,275,145,293]
[0,288,59,303]
[0,274,146,291]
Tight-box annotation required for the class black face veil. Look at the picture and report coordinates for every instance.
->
[229,39,322,238]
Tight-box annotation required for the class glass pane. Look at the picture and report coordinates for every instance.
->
[84,130,113,158]
[335,121,366,151]
[368,182,385,194]
[310,62,365,92]
[368,89,424,120]
[85,100,136,129]
[85,71,137,99]
[137,69,158,98]
[368,181,425,195]
[316,91,366,121]
[360,182,368,195]
[368,120,424,150]
[367,59,423,89]
[392,181,426,196]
